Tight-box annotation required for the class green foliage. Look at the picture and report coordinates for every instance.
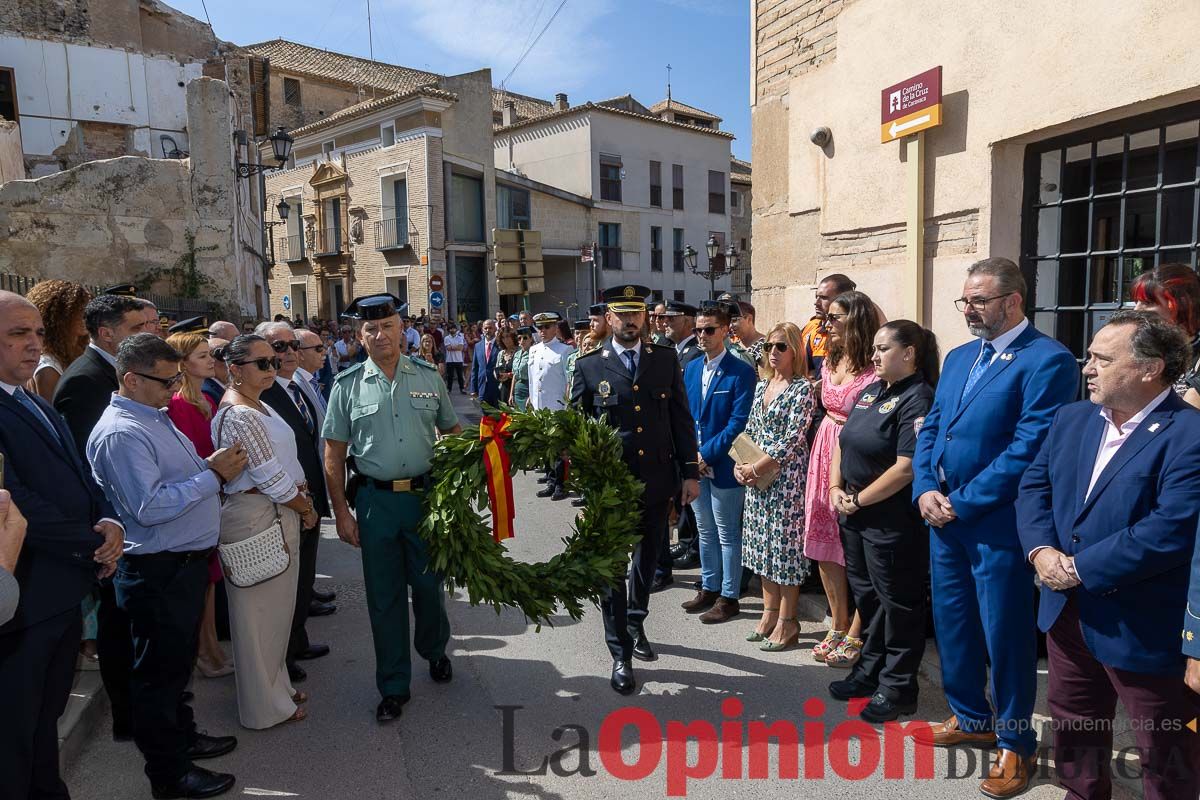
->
[419,405,644,626]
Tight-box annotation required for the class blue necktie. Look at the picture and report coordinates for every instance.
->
[624,350,637,378]
[13,387,62,445]
[309,375,327,414]
[962,341,996,397]
[288,381,315,435]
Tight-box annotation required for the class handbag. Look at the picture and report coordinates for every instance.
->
[728,432,781,490]
[214,407,292,588]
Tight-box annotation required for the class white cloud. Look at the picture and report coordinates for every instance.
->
[389,0,617,97]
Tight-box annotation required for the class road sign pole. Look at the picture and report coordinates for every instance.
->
[904,131,926,324]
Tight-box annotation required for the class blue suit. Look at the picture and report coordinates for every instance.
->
[1190,529,1200,660]
[912,322,1077,755]
[684,352,756,598]
[471,338,500,406]
[1017,392,1200,674]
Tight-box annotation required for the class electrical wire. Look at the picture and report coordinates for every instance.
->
[497,0,569,90]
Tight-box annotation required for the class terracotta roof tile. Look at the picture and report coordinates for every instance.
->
[288,86,457,138]
[245,39,441,93]
[649,98,722,122]
[494,102,734,140]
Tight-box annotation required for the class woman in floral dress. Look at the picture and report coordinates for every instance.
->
[803,291,881,667]
[737,322,815,650]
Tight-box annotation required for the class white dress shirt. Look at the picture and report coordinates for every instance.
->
[970,317,1029,372]
[701,349,727,401]
[528,338,574,411]
[610,337,643,374]
[1085,387,1171,500]
[88,342,119,372]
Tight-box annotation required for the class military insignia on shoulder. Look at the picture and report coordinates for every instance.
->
[412,358,438,370]
[601,349,610,358]
[1000,352,1015,361]
[914,416,926,434]
[878,398,898,414]
[335,363,363,381]
[598,380,612,398]
[410,391,438,399]
[645,345,653,353]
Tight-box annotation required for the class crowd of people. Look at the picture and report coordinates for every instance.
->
[2,253,1200,800]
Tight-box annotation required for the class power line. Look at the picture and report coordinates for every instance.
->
[198,0,212,28]
[498,0,569,90]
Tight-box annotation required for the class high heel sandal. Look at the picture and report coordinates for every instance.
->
[746,608,780,642]
[759,617,800,651]
[825,635,863,668]
[286,706,307,723]
[292,691,308,704]
[812,629,846,662]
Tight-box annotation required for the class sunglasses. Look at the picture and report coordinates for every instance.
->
[133,371,185,389]
[270,340,300,352]
[693,326,721,336]
[762,342,790,353]
[233,356,282,371]
[299,344,326,354]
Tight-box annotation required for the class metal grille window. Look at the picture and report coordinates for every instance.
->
[651,226,663,272]
[598,223,621,270]
[673,227,685,272]
[283,77,301,108]
[650,160,662,207]
[672,164,684,210]
[1022,104,1200,364]
[600,155,622,202]
[708,170,726,214]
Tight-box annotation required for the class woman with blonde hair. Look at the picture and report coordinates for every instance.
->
[735,321,816,650]
[25,279,91,401]
[416,332,444,377]
[164,331,233,678]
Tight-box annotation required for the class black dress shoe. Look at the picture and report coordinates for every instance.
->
[828,676,877,702]
[571,497,586,507]
[673,549,700,569]
[376,694,410,723]
[858,691,918,723]
[537,475,551,484]
[550,488,568,501]
[287,662,307,683]
[632,632,657,662]
[295,644,330,661]
[312,589,336,603]
[649,573,674,593]
[536,486,556,498]
[308,601,337,617]
[186,733,238,760]
[610,659,636,695]
[429,656,453,683]
[151,766,235,799]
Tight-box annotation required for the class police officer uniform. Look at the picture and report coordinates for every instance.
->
[562,319,593,401]
[661,300,703,367]
[527,312,574,411]
[570,285,699,694]
[832,372,933,719]
[321,294,459,721]
[510,326,533,411]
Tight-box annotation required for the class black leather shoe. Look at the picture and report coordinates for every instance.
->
[287,662,307,683]
[632,632,657,662]
[376,694,410,723]
[649,573,674,593]
[308,601,337,617]
[571,497,586,507]
[295,644,330,661]
[828,676,877,702]
[610,659,636,695]
[429,656,453,683]
[537,475,551,484]
[858,691,918,723]
[550,488,568,501]
[186,733,238,760]
[536,486,556,498]
[673,549,700,569]
[312,588,336,603]
[151,766,235,799]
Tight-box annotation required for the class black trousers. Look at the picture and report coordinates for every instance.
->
[96,576,134,737]
[841,506,929,702]
[657,503,697,576]
[603,499,669,661]
[115,552,209,784]
[0,608,81,800]
[444,362,465,392]
[287,524,320,661]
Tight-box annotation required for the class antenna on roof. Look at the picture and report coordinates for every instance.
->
[666,64,672,106]
[366,0,375,62]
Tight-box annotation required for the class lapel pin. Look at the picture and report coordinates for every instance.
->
[601,349,610,358]
[1149,422,1161,433]
[1000,352,1015,361]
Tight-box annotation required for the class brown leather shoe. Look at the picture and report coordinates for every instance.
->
[980,749,1034,799]
[681,589,720,612]
[698,596,740,624]
[913,715,998,748]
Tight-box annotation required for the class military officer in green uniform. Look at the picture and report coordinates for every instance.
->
[510,325,533,410]
[321,294,462,724]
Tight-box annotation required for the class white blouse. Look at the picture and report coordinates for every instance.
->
[211,403,304,503]
[34,353,63,378]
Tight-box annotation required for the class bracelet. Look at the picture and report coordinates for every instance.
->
[850,491,862,508]
[750,464,760,478]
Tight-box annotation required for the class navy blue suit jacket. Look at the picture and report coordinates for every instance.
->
[912,323,1078,542]
[0,388,115,634]
[1187,521,1200,659]
[471,338,500,406]
[683,352,756,488]
[1017,392,1200,674]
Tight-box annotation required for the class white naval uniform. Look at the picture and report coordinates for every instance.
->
[527,338,574,411]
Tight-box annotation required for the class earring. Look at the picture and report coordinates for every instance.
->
[234,377,243,387]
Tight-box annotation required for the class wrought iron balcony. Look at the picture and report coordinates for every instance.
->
[315,226,343,257]
[374,217,410,250]
[279,234,306,263]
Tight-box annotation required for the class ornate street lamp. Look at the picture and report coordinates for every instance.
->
[687,237,737,299]
[236,127,294,179]
[264,197,292,263]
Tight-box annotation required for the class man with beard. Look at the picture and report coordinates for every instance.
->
[570,285,699,695]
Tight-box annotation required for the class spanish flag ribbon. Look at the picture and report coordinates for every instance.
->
[479,414,515,543]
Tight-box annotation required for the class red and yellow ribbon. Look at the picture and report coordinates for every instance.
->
[479,414,515,543]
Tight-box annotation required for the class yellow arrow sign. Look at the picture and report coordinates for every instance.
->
[1188,718,1197,733]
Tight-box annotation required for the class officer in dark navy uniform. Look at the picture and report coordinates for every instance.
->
[570,285,700,694]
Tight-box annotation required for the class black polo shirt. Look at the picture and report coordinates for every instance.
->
[838,373,933,512]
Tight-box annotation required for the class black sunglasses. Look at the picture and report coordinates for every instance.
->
[298,344,326,354]
[234,356,282,371]
[762,342,789,353]
[133,371,185,388]
[270,340,300,352]
[693,326,721,336]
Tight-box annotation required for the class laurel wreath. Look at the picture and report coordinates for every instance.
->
[419,406,643,626]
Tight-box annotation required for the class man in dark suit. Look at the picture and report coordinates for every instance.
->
[256,322,332,683]
[470,318,500,406]
[911,257,1078,799]
[203,337,230,407]
[52,292,151,743]
[570,285,700,695]
[657,300,703,581]
[1017,310,1200,800]
[0,290,124,800]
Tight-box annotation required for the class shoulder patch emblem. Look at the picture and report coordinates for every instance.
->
[859,393,877,405]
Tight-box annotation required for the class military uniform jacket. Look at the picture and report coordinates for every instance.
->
[528,338,574,411]
[674,335,703,368]
[570,338,699,506]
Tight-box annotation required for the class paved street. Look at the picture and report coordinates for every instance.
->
[66,394,1075,800]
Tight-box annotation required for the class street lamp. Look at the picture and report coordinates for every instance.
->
[236,127,294,179]
[686,236,736,299]
[263,197,291,263]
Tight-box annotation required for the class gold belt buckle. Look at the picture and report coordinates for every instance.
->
[391,478,412,492]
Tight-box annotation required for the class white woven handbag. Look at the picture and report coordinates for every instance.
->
[218,514,290,588]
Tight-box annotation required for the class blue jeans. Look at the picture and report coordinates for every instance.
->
[693,479,745,598]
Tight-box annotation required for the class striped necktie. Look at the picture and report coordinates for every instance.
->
[288,381,315,435]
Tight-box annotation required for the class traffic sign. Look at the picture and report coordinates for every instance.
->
[881,66,942,143]
[282,295,291,310]
[429,274,444,292]
[429,291,444,309]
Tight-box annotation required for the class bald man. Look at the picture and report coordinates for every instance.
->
[208,320,239,341]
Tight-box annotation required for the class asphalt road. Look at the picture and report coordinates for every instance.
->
[66,393,1077,800]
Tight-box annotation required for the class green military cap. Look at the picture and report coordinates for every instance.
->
[342,293,406,321]
[167,315,209,335]
[588,303,608,316]
[572,318,590,331]
[662,300,698,317]
[516,326,534,337]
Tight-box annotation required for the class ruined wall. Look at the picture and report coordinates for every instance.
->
[268,71,367,135]
[0,0,217,58]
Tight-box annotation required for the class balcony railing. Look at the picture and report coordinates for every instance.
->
[315,226,343,256]
[374,217,410,251]
[279,234,305,263]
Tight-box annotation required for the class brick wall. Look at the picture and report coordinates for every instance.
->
[270,72,367,134]
[818,210,979,271]
[755,0,846,102]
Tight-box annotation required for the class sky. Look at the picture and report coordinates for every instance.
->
[172,0,752,160]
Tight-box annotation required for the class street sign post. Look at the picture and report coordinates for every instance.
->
[282,295,291,311]
[429,274,444,293]
[429,290,445,309]
[880,66,942,143]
